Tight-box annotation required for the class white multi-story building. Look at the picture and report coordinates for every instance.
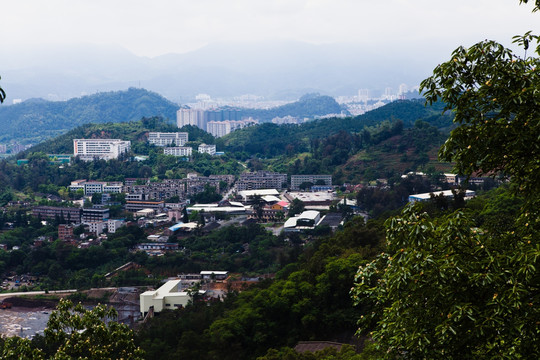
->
[68,180,123,195]
[87,221,107,235]
[163,147,193,157]
[107,219,125,233]
[236,171,288,191]
[198,143,216,155]
[103,183,123,193]
[73,139,131,161]
[148,132,189,147]
[83,181,106,195]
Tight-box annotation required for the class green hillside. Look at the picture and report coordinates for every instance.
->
[241,93,347,122]
[0,88,179,145]
[217,99,452,158]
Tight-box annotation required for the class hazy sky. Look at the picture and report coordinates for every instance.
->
[3,0,539,58]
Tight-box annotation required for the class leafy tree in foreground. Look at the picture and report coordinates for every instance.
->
[0,299,144,359]
[352,205,539,359]
[421,32,540,198]
[0,76,5,103]
[352,1,540,359]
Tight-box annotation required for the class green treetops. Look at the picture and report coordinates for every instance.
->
[420,32,540,198]
[352,205,540,359]
[0,299,144,359]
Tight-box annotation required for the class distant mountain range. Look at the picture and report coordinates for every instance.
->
[0,88,348,145]
[0,88,179,145]
[1,40,439,102]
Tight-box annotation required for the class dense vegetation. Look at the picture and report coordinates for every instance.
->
[136,217,385,360]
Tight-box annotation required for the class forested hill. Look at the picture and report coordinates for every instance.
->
[0,88,179,145]
[217,99,453,157]
[241,93,347,122]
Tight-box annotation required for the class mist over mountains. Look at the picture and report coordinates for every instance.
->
[1,40,439,102]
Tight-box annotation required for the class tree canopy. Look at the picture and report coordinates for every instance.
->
[0,299,144,359]
[353,1,540,359]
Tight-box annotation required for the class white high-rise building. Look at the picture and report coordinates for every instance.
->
[358,89,370,102]
[73,139,131,161]
[398,83,409,95]
[148,132,189,146]
[177,108,206,130]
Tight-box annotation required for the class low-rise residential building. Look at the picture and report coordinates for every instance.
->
[69,180,123,196]
[87,221,107,235]
[136,243,179,251]
[125,200,165,212]
[32,206,82,224]
[200,271,228,281]
[107,219,125,233]
[58,224,74,240]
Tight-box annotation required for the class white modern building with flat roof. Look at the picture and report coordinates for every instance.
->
[140,280,191,316]
[163,147,193,157]
[73,139,131,161]
[148,132,189,147]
